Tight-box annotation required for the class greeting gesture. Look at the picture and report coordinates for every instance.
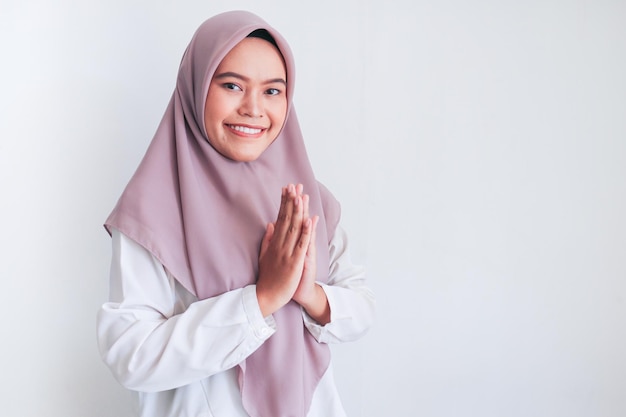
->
[257,184,312,316]
[292,194,330,324]
[256,184,330,323]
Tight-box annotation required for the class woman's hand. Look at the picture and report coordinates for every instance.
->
[292,194,331,325]
[256,184,313,317]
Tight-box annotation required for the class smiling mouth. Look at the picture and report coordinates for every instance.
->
[227,124,265,135]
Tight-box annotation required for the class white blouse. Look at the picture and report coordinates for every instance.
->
[97,225,375,417]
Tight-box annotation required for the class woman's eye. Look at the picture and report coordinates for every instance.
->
[266,88,281,96]
[223,83,242,91]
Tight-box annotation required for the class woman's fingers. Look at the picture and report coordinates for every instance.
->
[274,184,295,242]
[301,215,318,276]
[274,186,290,234]
[302,193,310,224]
[295,217,313,255]
[308,215,318,255]
[259,222,275,258]
[291,215,318,308]
[256,184,315,316]
[273,184,307,252]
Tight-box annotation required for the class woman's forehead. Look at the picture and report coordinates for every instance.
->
[214,37,287,79]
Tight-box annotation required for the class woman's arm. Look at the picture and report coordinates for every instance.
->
[96,229,275,393]
[302,224,376,343]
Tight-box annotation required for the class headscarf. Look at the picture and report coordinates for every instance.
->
[104,10,340,417]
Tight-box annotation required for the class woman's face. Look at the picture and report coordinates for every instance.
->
[204,37,288,162]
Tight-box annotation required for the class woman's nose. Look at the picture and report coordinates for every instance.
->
[239,92,262,118]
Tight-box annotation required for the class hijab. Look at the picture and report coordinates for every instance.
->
[105,10,340,417]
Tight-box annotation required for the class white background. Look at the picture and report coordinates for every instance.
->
[1,1,625,416]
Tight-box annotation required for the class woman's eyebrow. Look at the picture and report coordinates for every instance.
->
[214,71,286,85]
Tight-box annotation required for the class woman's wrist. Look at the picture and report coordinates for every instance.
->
[256,285,285,318]
[299,284,331,325]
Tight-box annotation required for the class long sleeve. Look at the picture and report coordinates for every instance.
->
[96,228,276,393]
[96,224,375,396]
[303,226,376,344]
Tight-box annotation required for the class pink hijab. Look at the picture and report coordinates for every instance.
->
[105,10,340,417]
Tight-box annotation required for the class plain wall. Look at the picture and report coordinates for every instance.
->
[1,0,625,416]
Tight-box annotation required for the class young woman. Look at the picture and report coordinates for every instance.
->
[97,10,375,417]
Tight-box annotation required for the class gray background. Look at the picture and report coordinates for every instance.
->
[1,0,625,416]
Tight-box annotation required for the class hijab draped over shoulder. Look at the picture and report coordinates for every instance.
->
[105,10,340,417]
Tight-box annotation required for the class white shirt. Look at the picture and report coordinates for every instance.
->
[97,225,375,417]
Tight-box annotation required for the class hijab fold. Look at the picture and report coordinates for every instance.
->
[105,10,340,417]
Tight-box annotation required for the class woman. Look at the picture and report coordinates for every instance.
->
[97,10,375,417]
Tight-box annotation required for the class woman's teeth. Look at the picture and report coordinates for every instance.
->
[229,125,262,134]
